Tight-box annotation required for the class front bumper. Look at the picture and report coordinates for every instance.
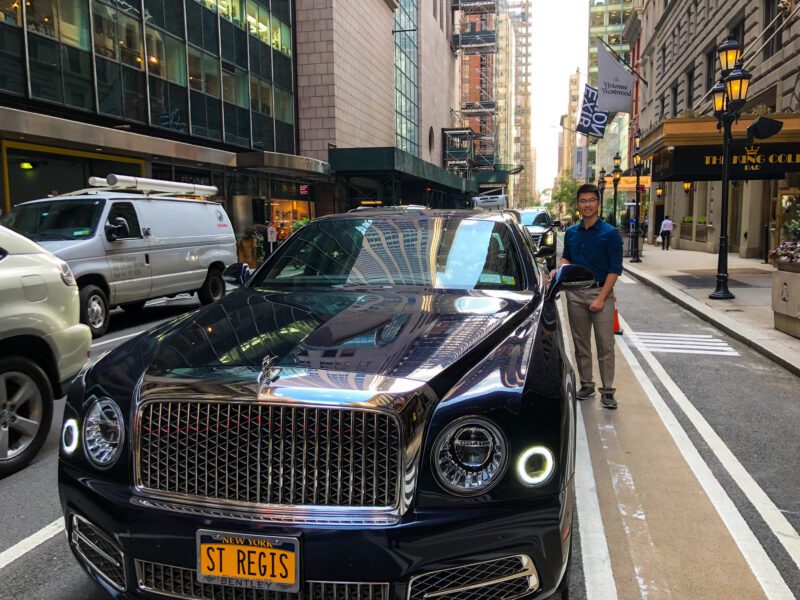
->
[59,464,573,600]
[48,323,91,395]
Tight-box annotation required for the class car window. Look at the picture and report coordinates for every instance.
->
[2,198,105,241]
[520,211,551,227]
[252,218,525,291]
[107,202,143,239]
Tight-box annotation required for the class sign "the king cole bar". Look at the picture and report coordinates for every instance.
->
[652,143,800,181]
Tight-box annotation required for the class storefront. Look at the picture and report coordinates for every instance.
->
[641,114,800,258]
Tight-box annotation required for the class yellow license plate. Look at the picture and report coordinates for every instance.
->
[196,530,299,592]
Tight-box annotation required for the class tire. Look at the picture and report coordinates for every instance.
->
[198,269,225,305]
[79,284,110,338]
[0,357,54,478]
[120,300,147,313]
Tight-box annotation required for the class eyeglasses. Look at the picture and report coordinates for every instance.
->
[577,198,599,205]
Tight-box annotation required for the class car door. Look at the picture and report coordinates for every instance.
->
[102,201,152,305]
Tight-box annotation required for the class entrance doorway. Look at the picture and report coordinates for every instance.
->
[729,181,743,253]
[776,188,800,245]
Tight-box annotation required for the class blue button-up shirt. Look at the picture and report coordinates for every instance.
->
[562,219,623,284]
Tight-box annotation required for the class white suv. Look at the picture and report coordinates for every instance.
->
[0,225,91,477]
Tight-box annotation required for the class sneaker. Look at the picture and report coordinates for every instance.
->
[576,384,595,401]
[600,390,618,409]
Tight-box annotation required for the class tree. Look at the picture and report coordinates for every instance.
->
[552,171,581,219]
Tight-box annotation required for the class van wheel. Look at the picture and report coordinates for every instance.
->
[121,300,147,313]
[0,357,53,478]
[198,269,225,305]
[80,284,110,338]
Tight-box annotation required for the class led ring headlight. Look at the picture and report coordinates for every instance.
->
[433,417,507,495]
[61,419,79,455]
[82,398,124,469]
[516,446,555,486]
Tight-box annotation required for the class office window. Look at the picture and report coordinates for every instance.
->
[686,69,694,109]
[705,47,716,90]
[763,0,783,59]
[61,44,92,109]
[221,19,247,68]
[731,19,745,49]
[122,65,146,121]
[274,87,293,124]
[144,0,184,38]
[0,23,24,94]
[187,0,218,55]
[671,84,678,116]
[27,0,58,39]
[92,1,116,59]
[58,0,89,49]
[149,76,188,132]
[96,56,122,115]
[218,0,243,26]
[118,12,143,68]
[28,34,63,102]
[0,0,21,26]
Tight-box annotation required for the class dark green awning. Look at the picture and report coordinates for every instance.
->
[329,147,477,194]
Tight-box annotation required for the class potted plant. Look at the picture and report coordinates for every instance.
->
[680,215,693,240]
[769,219,800,338]
[236,225,268,267]
[696,215,708,243]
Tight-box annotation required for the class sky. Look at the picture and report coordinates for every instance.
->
[531,0,589,193]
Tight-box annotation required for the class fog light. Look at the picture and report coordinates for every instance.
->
[61,419,79,455]
[516,446,555,486]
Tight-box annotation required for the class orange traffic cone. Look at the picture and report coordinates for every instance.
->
[613,309,623,335]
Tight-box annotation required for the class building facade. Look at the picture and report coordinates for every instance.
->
[509,0,535,206]
[0,0,334,232]
[559,68,581,182]
[630,0,800,257]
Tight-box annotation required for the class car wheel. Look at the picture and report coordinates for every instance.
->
[0,357,54,478]
[80,284,110,338]
[198,269,225,305]
[120,300,147,313]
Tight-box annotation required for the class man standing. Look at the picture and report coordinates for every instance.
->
[659,215,674,250]
[555,183,623,409]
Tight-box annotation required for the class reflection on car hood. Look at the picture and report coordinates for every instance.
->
[146,288,530,383]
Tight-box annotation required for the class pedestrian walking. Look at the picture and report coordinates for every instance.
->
[659,215,673,250]
[553,183,623,409]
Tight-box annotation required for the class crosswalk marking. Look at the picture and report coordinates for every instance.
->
[630,332,739,356]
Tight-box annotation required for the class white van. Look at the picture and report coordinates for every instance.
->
[3,175,237,337]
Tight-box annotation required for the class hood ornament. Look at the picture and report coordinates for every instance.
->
[258,354,282,386]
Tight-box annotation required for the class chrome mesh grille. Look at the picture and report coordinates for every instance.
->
[137,402,401,508]
[70,515,126,591]
[408,555,536,600]
[135,560,389,600]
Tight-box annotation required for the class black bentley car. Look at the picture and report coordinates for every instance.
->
[59,209,594,599]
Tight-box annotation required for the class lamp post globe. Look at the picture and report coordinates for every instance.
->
[656,184,664,199]
[612,165,622,227]
[598,167,607,216]
[717,31,742,76]
[683,181,693,194]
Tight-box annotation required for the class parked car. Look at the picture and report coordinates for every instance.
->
[58,209,594,599]
[2,177,237,337]
[0,225,91,477]
[518,209,560,270]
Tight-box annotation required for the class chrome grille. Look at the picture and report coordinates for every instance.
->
[70,515,126,591]
[408,555,537,600]
[137,402,402,509]
[135,560,389,600]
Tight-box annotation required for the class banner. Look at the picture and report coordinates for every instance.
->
[576,85,608,138]
[573,145,587,181]
[602,175,652,192]
[596,44,635,113]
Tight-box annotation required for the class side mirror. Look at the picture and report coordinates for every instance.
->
[105,217,130,241]
[223,262,252,286]
[553,220,562,228]
[536,245,556,258]
[546,264,595,302]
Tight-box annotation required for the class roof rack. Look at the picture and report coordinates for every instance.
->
[85,174,219,197]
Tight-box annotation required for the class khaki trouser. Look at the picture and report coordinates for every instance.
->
[566,287,616,391]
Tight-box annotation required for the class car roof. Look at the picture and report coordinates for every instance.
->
[319,208,513,222]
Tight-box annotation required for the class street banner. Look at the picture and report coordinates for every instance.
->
[573,145,588,181]
[596,44,635,113]
[576,85,608,138]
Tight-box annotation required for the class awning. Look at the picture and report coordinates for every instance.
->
[329,147,477,194]
[237,151,331,181]
[652,142,800,181]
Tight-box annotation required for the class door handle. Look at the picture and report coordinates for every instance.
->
[145,253,150,265]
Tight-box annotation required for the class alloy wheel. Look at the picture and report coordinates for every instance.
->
[87,294,106,329]
[0,372,44,462]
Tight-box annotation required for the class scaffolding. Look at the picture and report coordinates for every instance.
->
[448,0,501,178]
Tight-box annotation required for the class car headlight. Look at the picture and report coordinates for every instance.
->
[57,260,77,286]
[83,398,125,468]
[543,232,555,247]
[432,417,507,495]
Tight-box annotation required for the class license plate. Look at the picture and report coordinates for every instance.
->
[196,530,300,592]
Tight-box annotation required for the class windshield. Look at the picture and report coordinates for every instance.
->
[2,199,106,241]
[250,218,524,291]
[520,211,551,227]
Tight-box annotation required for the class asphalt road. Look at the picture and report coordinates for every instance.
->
[1,268,798,599]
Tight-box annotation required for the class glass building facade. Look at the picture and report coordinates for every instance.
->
[0,0,296,154]
[394,0,418,156]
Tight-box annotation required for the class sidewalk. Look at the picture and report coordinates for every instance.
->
[622,242,800,377]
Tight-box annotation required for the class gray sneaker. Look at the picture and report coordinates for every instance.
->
[576,384,595,401]
[600,390,618,409]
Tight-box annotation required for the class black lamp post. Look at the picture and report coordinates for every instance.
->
[709,31,751,300]
[612,153,621,227]
[598,167,606,218]
[631,149,643,262]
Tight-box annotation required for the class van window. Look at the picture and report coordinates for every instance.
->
[107,202,143,238]
[2,199,105,241]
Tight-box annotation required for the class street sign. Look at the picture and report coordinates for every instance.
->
[299,184,309,196]
[267,225,277,243]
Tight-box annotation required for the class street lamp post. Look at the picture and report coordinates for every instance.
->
[709,31,751,300]
[598,167,606,218]
[631,131,643,263]
[612,153,621,227]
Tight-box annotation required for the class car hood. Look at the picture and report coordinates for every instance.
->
[37,238,100,259]
[141,287,531,386]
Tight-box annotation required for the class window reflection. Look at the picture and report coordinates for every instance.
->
[27,0,59,38]
[118,12,142,68]
[0,0,21,26]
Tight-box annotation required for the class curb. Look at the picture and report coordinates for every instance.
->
[623,264,800,378]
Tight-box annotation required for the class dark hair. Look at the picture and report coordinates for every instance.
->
[576,183,600,201]
[665,215,670,219]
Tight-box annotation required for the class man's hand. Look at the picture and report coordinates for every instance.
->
[589,295,605,313]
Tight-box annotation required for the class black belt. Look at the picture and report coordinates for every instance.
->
[591,280,606,288]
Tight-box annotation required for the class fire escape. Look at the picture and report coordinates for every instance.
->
[445,0,499,179]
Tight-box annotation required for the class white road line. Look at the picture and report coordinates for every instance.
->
[91,331,141,348]
[559,301,619,600]
[621,315,800,577]
[616,323,795,598]
[632,340,734,348]
[633,348,741,356]
[618,274,637,284]
[629,333,715,339]
[0,519,64,571]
